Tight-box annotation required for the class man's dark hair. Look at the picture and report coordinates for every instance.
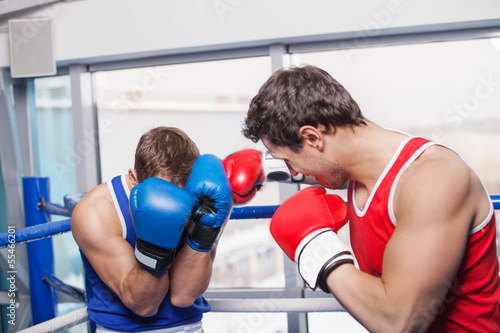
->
[134,126,200,186]
[242,65,366,152]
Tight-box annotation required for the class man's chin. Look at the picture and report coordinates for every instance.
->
[316,178,348,190]
[315,178,331,189]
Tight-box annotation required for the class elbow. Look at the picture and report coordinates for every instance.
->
[170,293,197,308]
[400,311,435,333]
[380,307,434,333]
[385,319,430,333]
[121,294,162,317]
[132,304,159,318]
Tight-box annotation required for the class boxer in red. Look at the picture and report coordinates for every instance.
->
[243,65,500,332]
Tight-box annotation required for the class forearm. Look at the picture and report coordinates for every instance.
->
[168,242,216,307]
[120,264,171,317]
[327,265,430,333]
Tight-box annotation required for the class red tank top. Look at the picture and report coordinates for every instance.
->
[348,137,500,332]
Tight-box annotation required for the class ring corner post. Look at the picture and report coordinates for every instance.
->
[23,176,58,324]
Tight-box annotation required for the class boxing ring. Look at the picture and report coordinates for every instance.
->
[1,177,500,332]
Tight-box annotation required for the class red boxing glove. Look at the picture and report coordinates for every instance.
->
[270,186,353,292]
[223,149,265,204]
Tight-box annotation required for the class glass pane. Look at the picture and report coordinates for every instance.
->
[93,56,286,289]
[32,76,86,320]
[291,37,500,194]
[94,58,272,179]
[33,76,77,198]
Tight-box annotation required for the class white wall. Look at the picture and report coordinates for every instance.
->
[1,0,500,68]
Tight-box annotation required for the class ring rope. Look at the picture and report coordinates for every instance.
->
[43,273,87,303]
[35,194,500,218]
[38,194,77,217]
[16,298,344,333]
[40,201,72,217]
[207,297,344,313]
[0,219,71,248]
[17,307,88,333]
[3,194,500,249]
[0,206,279,248]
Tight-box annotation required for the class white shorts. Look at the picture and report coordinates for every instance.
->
[96,321,204,333]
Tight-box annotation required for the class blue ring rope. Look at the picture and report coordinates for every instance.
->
[2,195,499,249]
[0,218,72,248]
[0,206,279,248]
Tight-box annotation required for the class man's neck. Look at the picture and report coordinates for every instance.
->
[342,122,409,192]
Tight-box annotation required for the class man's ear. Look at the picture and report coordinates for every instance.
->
[299,125,324,151]
[128,169,139,186]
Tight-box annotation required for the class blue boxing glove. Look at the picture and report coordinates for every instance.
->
[130,177,195,274]
[185,154,234,251]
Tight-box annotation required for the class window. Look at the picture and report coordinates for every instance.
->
[93,55,291,331]
[33,75,76,198]
[291,36,500,332]
[291,37,500,193]
[93,56,283,289]
[32,75,86,321]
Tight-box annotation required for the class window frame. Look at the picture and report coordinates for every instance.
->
[15,19,500,333]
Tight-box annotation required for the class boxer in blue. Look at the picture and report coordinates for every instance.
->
[72,127,233,333]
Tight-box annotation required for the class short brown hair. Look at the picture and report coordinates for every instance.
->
[242,65,366,152]
[134,127,200,187]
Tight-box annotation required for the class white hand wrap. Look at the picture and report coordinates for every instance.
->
[295,228,354,293]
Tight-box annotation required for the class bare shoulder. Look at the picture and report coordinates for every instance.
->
[394,144,479,228]
[404,145,471,188]
[381,145,483,326]
[71,183,121,245]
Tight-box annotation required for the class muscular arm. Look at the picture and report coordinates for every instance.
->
[168,242,216,307]
[327,151,476,332]
[71,187,170,317]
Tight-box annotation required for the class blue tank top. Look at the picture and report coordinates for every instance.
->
[81,175,211,331]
